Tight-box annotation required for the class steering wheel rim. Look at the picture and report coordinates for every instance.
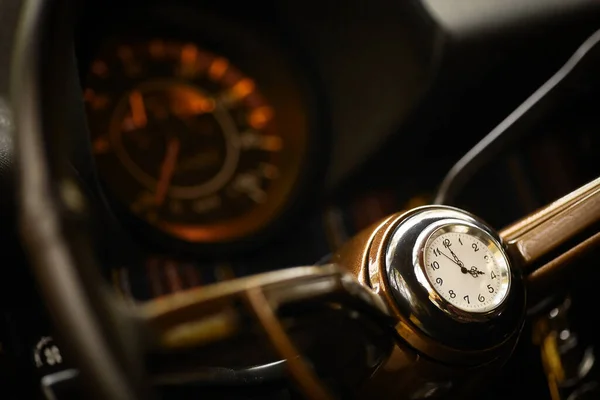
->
[10,7,395,399]
[11,0,150,398]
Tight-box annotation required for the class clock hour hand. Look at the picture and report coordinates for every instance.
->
[439,249,482,278]
[468,266,485,278]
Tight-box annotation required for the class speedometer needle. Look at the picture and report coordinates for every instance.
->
[129,90,147,128]
[155,138,180,206]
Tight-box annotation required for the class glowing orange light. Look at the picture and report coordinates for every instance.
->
[230,79,255,101]
[208,58,229,80]
[181,44,198,65]
[248,106,274,129]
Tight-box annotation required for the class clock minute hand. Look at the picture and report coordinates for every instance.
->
[446,247,481,279]
[438,250,468,274]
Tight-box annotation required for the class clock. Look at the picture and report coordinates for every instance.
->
[383,206,524,349]
[421,222,511,314]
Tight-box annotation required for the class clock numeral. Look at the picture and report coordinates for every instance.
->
[478,294,485,302]
[443,239,451,248]
[435,277,443,285]
[487,284,494,293]
[431,261,440,270]
[449,290,456,298]
[490,271,497,279]
[433,248,441,257]
[472,243,479,252]
[458,238,463,246]
[463,295,470,304]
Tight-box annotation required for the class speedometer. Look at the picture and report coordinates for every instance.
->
[84,39,308,243]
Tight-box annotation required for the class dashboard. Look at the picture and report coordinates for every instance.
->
[75,2,332,302]
[72,0,437,303]
[71,0,600,302]
[2,0,600,398]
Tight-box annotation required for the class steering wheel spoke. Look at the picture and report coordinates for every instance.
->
[134,265,395,396]
[500,176,600,291]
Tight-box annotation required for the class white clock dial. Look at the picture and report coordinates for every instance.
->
[422,225,510,313]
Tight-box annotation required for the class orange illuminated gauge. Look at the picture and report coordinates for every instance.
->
[84,40,307,243]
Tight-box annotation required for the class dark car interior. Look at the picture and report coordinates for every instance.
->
[1,0,600,399]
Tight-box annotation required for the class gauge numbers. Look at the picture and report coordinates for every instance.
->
[422,224,510,314]
[84,40,307,243]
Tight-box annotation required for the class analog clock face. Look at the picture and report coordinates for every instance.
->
[422,224,511,314]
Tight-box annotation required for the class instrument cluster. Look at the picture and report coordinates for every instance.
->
[78,4,321,257]
[85,39,307,244]
[73,1,357,302]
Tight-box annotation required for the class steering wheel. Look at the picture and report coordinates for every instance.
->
[11,6,394,399]
[9,0,600,399]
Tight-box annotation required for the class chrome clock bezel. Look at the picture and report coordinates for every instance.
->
[383,205,526,351]
[415,220,512,322]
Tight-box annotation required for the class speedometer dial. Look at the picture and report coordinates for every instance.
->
[84,40,307,243]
